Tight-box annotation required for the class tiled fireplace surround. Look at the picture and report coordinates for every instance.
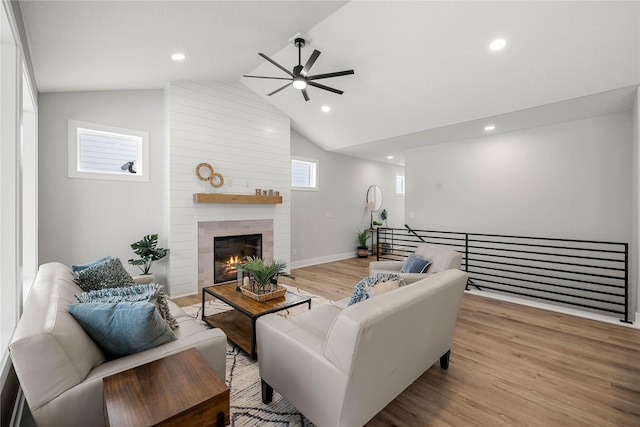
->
[197,219,274,291]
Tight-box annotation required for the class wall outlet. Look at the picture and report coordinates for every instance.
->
[325,211,333,218]
[409,212,416,219]
[293,248,297,256]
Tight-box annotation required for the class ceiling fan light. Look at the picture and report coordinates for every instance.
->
[292,78,307,90]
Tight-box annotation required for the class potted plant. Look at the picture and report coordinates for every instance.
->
[356,228,370,258]
[234,256,295,301]
[128,233,169,275]
[380,209,388,227]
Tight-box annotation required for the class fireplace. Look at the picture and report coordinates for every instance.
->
[198,219,274,290]
[213,234,262,283]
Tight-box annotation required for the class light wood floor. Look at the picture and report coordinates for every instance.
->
[174,257,640,426]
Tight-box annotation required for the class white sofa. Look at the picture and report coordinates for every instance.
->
[256,268,468,427]
[9,262,227,427]
[369,242,463,283]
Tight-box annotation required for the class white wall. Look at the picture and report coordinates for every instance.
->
[291,130,405,267]
[406,111,635,318]
[405,113,632,242]
[167,81,290,297]
[38,90,167,280]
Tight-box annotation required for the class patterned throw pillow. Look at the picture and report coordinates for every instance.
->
[75,283,178,330]
[366,280,400,297]
[74,257,135,292]
[68,302,176,359]
[348,273,406,306]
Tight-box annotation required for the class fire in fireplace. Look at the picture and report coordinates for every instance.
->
[213,234,262,283]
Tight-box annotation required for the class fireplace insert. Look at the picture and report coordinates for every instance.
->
[213,234,262,283]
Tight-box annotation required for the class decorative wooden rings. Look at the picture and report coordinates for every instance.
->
[195,163,224,188]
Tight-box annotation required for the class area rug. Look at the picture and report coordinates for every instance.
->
[181,285,331,426]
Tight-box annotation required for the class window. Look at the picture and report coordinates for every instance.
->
[68,120,149,182]
[291,157,318,191]
[1,2,19,364]
[395,174,405,196]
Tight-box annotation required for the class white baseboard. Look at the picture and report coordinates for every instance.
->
[291,252,356,269]
[466,289,638,329]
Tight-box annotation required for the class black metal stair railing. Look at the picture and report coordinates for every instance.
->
[376,226,630,324]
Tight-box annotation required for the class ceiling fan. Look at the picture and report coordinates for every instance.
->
[243,36,354,102]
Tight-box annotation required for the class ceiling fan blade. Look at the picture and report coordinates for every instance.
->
[308,70,355,81]
[258,53,294,77]
[301,50,321,76]
[267,82,292,96]
[302,88,310,102]
[243,75,293,81]
[308,81,344,95]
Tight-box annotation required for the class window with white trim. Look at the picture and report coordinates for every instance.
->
[68,120,149,182]
[291,157,318,191]
[395,174,405,196]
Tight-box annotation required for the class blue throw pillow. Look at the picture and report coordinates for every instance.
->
[348,273,406,306]
[71,255,112,272]
[68,302,176,359]
[401,254,431,274]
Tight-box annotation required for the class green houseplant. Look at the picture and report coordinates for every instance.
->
[234,256,295,299]
[356,228,370,258]
[128,233,169,275]
[380,209,388,227]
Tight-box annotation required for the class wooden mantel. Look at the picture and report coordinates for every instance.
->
[193,193,282,204]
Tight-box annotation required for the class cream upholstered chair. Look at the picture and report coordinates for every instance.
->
[369,243,463,284]
[256,269,468,427]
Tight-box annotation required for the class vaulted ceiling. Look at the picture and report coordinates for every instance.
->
[19,1,640,165]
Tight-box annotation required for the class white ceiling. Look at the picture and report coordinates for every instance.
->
[19,1,640,166]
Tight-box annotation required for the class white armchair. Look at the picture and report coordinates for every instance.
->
[256,269,468,427]
[369,243,463,283]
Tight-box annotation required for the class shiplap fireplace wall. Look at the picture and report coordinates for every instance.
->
[166,81,291,297]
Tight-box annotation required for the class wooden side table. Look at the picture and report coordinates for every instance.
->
[103,348,229,426]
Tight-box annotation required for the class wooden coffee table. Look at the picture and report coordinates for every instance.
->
[103,348,229,426]
[202,283,311,359]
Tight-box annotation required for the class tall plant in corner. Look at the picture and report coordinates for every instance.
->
[128,234,169,275]
[356,228,370,258]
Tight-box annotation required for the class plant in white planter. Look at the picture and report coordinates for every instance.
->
[128,233,168,275]
[380,209,388,227]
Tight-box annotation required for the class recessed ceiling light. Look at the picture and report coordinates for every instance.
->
[321,105,331,113]
[484,125,496,131]
[489,39,506,51]
[171,53,186,61]
[387,155,394,160]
